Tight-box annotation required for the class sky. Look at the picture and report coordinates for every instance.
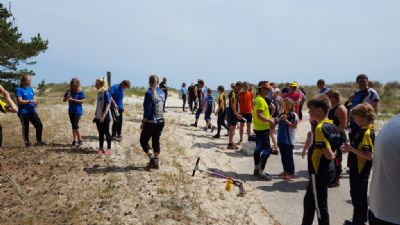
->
[6,0,400,89]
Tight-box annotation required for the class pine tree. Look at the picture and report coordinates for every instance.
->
[0,3,48,91]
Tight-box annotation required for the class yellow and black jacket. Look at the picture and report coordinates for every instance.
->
[0,99,9,114]
[307,119,337,175]
[218,93,226,113]
[349,125,375,176]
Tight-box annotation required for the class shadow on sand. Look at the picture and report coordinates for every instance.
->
[83,165,148,174]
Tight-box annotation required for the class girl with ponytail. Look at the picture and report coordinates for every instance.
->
[140,75,166,170]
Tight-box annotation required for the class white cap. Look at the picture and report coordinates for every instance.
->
[273,88,280,93]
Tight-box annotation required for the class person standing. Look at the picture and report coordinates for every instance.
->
[302,95,336,225]
[159,77,168,112]
[203,88,215,132]
[94,78,112,155]
[252,81,275,180]
[227,82,243,149]
[213,85,229,138]
[342,103,375,225]
[140,75,165,170]
[325,89,348,188]
[191,80,207,127]
[369,114,400,225]
[0,85,18,148]
[181,82,187,112]
[238,82,253,144]
[16,74,45,147]
[349,74,380,143]
[317,79,330,94]
[299,86,307,121]
[110,80,131,140]
[284,82,302,116]
[187,83,196,113]
[63,78,85,147]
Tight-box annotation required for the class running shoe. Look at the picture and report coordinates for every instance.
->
[104,149,112,155]
[212,134,220,139]
[258,173,272,181]
[227,143,238,150]
[98,149,104,155]
[35,141,46,146]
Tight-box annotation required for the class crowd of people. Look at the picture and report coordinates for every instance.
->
[0,73,399,225]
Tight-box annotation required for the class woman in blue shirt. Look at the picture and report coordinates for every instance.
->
[63,78,85,147]
[181,82,187,112]
[15,74,45,147]
[140,75,165,170]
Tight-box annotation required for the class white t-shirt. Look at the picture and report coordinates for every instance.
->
[369,114,400,224]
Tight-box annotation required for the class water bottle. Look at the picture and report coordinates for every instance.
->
[225,177,233,192]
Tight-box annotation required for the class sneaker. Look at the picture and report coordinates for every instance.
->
[25,142,32,147]
[253,169,259,176]
[104,149,112,155]
[258,173,272,181]
[278,171,287,177]
[98,149,105,155]
[224,133,229,137]
[344,220,353,225]
[78,140,83,146]
[328,180,340,188]
[227,143,238,150]
[35,141,46,146]
[154,158,160,170]
[190,123,198,127]
[72,141,76,146]
[146,158,156,170]
[203,127,208,131]
[284,174,296,180]
[212,134,220,139]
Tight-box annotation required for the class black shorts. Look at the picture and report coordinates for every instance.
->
[239,113,252,123]
[69,113,81,130]
[227,108,238,126]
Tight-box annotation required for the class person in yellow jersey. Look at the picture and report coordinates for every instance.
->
[342,103,375,225]
[252,81,275,180]
[302,94,337,225]
[213,85,228,138]
[0,85,18,148]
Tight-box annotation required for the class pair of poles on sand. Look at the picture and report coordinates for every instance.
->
[192,157,246,197]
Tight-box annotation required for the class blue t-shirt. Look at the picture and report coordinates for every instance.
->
[181,88,187,95]
[15,86,35,114]
[95,91,111,121]
[277,112,298,145]
[205,95,215,113]
[319,87,330,94]
[110,84,125,109]
[68,91,85,115]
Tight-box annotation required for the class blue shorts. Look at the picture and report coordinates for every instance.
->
[205,110,212,122]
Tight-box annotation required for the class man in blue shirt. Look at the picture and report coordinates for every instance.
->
[15,74,45,147]
[317,79,330,94]
[110,80,131,140]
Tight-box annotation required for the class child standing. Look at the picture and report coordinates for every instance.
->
[213,85,228,138]
[277,98,298,180]
[204,88,215,132]
[63,78,85,147]
[343,103,375,225]
[94,78,112,155]
[302,95,336,225]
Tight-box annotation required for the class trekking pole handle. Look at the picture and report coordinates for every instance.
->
[192,157,200,176]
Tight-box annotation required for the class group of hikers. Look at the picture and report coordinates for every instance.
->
[0,73,398,225]
[178,74,397,225]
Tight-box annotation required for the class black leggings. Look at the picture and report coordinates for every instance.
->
[253,129,271,170]
[182,94,187,110]
[302,173,332,225]
[350,171,370,225]
[19,113,43,144]
[140,122,165,153]
[96,121,111,149]
[112,109,123,137]
[189,97,195,112]
[69,113,81,130]
[216,110,228,135]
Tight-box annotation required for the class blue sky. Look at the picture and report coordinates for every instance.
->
[7,0,400,89]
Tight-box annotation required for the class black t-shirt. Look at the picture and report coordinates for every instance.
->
[188,85,196,99]
[159,82,168,95]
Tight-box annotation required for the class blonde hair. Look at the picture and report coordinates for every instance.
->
[282,98,295,112]
[20,74,32,87]
[70,78,81,92]
[149,75,159,100]
[352,103,375,123]
[96,77,109,92]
